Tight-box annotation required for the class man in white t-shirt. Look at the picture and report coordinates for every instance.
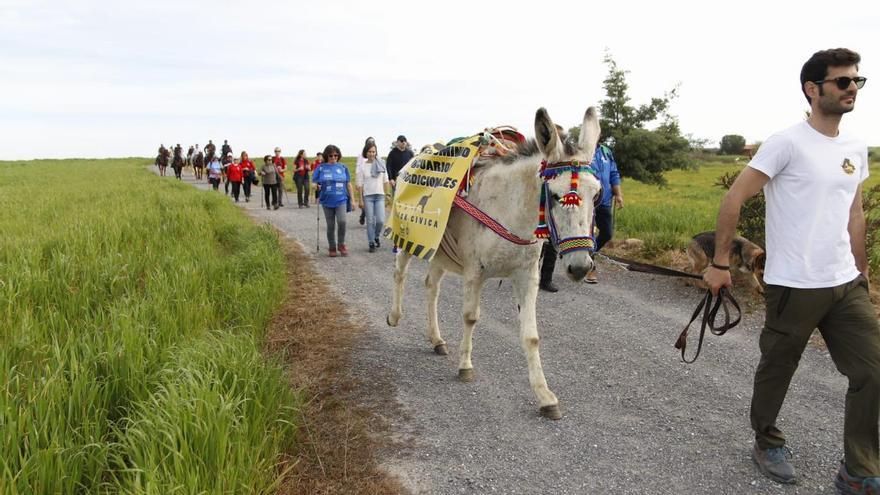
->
[705,48,878,492]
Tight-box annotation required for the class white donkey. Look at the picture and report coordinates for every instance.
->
[387,107,602,419]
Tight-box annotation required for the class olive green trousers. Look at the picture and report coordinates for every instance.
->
[751,275,880,477]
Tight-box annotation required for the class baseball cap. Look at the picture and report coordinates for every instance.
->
[397,135,407,143]
[274,147,281,152]
[226,152,233,157]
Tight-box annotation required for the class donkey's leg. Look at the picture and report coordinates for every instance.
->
[511,268,561,419]
[457,275,483,383]
[387,251,413,327]
[425,262,448,355]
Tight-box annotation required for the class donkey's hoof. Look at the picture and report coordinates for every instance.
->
[458,368,475,382]
[539,404,562,420]
[386,314,399,327]
[433,344,448,355]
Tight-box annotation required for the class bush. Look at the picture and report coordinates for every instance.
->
[863,184,880,274]
[715,170,766,247]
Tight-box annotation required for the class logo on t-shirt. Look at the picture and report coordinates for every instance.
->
[841,158,855,175]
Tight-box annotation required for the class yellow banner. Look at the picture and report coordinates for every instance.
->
[384,136,482,259]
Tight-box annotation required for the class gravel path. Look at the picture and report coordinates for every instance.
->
[179,170,851,494]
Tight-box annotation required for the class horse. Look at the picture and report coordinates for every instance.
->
[171,147,185,180]
[387,106,602,420]
[192,151,205,181]
[156,147,170,177]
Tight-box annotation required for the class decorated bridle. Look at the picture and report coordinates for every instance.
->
[533,159,598,256]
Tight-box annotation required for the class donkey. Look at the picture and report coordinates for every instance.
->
[415,190,434,214]
[387,107,602,419]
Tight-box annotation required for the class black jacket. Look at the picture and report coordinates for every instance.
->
[386,147,414,181]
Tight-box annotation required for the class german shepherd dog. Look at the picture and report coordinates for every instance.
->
[687,231,766,293]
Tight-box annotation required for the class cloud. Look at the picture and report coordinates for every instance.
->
[1,0,878,159]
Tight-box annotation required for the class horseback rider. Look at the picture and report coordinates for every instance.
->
[205,140,216,161]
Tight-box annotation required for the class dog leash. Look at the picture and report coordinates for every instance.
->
[598,254,742,363]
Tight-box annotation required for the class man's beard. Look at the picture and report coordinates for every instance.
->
[817,91,856,116]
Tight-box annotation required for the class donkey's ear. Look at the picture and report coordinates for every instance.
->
[534,107,563,161]
[578,106,601,157]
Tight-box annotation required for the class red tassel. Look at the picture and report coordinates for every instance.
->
[561,192,581,206]
[560,170,582,207]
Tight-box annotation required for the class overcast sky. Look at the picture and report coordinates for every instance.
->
[1,0,877,160]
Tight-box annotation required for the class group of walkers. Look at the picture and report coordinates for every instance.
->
[156,135,416,257]
[314,136,413,257]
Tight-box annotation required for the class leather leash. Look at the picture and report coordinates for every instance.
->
[599,254,742,363]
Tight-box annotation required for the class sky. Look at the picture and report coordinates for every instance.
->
[1,0,878,160]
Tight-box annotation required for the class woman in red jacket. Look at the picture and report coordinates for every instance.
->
[292,149,311,208]
[240,151,256,202]
[226,158,244,202]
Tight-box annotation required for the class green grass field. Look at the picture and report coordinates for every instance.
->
[0,159,299,493]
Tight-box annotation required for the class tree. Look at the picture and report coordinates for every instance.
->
[719,134,746,155]
[569,51,694,185]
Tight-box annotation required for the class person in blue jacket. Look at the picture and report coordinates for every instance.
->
[585,143,625,283]
[312,144,354,257]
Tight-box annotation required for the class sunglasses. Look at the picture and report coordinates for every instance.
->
[814,76,867,90]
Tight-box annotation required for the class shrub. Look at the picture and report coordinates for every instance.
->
[863,184,880,274]
[715,170,766,247]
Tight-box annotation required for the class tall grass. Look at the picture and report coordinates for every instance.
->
[0,159,298,493]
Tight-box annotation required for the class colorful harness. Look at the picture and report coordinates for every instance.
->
[534,159,598,256]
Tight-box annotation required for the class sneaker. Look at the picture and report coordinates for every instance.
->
[751,444,795,484]
[273,204,279,210]
[375,239,380,248]
[585,269,598,284]
[368,243,376,253]
[328,248,338,258]
[539,281,559,293]
[392,247,399,254]
[836,461,880,494]
[339,244,348,256]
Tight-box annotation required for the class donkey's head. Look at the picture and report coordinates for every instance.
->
[534,106,602,281]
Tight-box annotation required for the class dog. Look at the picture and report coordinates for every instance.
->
[687,231,766,293]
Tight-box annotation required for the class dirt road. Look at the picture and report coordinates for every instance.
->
[183,171,850,494]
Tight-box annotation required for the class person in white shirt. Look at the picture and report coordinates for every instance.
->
[356,141,390,252]
[704,48,878,492]
[356,137,375,225]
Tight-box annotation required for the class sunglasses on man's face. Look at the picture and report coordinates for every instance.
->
[815,76,867,90]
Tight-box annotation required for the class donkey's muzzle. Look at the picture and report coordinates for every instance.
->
[567,262,592,281]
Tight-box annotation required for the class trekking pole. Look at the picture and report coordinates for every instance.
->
[315,197,321,254]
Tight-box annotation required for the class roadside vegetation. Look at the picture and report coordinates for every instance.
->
[613,153,880,279]
[0,159,298,493]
